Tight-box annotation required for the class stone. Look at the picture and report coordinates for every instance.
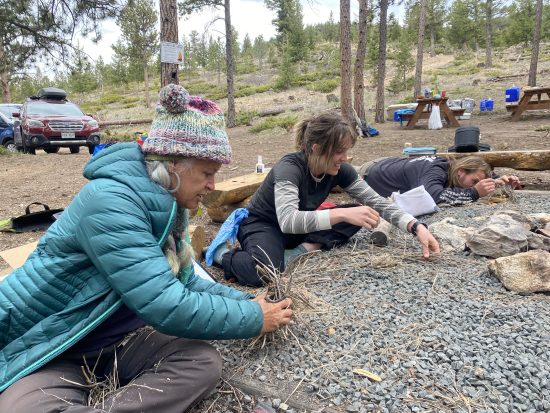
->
[430,217,474,252]
[488,250,550,292]
[467,214,550,258]
[326,94,339,103]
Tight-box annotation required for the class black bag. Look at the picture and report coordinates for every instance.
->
[9,202,64,233]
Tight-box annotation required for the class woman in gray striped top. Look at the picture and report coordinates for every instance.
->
[213,112,440,286]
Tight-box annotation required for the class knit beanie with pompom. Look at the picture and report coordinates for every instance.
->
[142,84,231,164]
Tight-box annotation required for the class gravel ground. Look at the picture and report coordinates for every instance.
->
[191,193,550,413]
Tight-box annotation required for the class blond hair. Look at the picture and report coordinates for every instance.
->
[448,156,492,187]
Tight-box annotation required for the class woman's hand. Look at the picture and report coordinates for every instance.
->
[494,175,522,189]
[253,291,293,334]
[331,206,380,229]
[474,178,497,197]
[413,223,441,259]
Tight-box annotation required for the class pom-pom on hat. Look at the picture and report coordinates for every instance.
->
[142,84,231,164]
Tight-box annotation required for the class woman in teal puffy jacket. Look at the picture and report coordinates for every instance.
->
[0,85,293,412]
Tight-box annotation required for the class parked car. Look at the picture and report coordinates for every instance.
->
[0,103,22,122]
[0,111,16,152]
[13,87,100,154]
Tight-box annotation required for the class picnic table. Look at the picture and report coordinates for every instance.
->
[403,97,462,130]
[507,86,550,121]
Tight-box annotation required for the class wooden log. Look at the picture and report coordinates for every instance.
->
[369,218,392,246]
[203,172,267,207]
[207,196,252,223]
[257,105,304,117]
[188,225,205,260]
[99,118,153,127]
[436,150,550,171]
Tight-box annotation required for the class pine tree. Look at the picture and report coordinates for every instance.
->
[116,0,158,106]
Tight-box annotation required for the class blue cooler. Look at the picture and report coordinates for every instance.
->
[505,86,520,102]
[485,99,494,111]
[480,100,486,112]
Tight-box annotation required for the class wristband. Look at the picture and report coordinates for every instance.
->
[410,221,428,237]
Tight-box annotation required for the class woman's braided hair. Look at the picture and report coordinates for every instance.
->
[146,159,194,276]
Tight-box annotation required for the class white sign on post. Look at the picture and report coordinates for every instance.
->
[160,41,184,65]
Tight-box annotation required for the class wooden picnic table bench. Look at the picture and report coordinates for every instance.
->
[507,86,550,121]
[403,97,462,130]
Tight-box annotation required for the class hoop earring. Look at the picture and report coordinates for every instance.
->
[167,171,181,193]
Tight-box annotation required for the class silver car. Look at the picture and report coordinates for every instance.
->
[0,103,22,122]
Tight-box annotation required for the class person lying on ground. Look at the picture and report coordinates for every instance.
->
[358,155,522,206]
[0,84,293,413]
[210,112,440,287]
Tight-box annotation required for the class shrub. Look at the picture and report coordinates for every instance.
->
[250,114,298,133]
[99,94,124,105]
[305,78,339,93]
[235,111,258,126]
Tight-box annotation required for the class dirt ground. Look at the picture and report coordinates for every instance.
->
[1,109,550,272]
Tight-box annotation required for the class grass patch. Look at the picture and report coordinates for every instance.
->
[235,111,259,126]
[305,78,340,93]
[122,96,141,104]
[98,94,125,105]
[250,114,298,133]
[234,84,273,98]
[0,146,12,156]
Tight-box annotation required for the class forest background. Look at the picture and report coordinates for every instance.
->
[1,0,549,133]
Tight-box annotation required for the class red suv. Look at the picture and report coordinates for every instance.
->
[13,87,101,154]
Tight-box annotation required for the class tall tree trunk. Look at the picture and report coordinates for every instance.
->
[224,0,236,127]
[528,0,543,86]
[485,0,493,68]
[0,72,10,103]
[374,0,388,123]
[429,24,435,57]
[340,0,353,123]
[354,0,369,122]
[413,0,427,98]
[144,63,150,108]
[0,45,11,103]
[159,0,179,87]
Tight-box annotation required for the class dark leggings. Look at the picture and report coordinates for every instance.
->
[222,212,361,287]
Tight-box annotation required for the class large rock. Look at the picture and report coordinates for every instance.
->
[488,250,550,292]
[429,217,474,252]
[466,213,550,258]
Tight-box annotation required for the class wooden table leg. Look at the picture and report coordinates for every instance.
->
[440,102,460,127]
[405,103,426,130]
[511,93,531,121]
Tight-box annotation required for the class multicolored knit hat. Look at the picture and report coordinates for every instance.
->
[142,84,231,164]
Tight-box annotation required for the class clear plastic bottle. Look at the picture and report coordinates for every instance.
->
[256,155,264,173]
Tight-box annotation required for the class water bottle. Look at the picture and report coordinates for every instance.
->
[256,155,264,174]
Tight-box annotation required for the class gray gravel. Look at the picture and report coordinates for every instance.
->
[192,193,550,413]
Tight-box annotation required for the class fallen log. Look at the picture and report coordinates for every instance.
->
[203,172,266,207]
[188,225,205,260]
[436,150,550,171]
[99,118,153,127]
[207,196,252,223]
[257,105,304,117]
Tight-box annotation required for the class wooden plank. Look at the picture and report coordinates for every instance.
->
[188,225,206,260]
[0,241,38,269]
[204,172,267,207]
[436,150,550,171]
[207,196,252,223]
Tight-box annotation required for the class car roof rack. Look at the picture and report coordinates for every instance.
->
[36,87,67,100]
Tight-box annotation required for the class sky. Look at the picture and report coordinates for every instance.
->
[79,0,365,65]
